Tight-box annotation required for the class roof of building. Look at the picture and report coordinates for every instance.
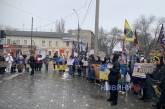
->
[68,29,94,34]
[5,30,74,38]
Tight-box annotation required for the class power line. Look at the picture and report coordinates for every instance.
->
[1,0,90,30]
[1,0,53,23]
[35,0,90,30]
[81,0,93,26]
[63,0,89,19]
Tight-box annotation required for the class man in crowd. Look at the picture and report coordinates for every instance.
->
[152,56,165,109]
[28,54,35,75]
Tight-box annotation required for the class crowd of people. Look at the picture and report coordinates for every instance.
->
[0,51,165,108]
[0,52,44,75]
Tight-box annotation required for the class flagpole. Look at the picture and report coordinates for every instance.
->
[122,38,125,52]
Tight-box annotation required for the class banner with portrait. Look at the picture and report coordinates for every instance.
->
[132,63,156,78]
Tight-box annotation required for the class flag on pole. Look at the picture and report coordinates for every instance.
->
[157,24,165,49]
[86,43,88,52]
[124,19,134,42]
[80,40,83,52]
[157,24,164,43]
[134,30,138,45]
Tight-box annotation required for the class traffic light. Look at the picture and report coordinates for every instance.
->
[0,30,6,38]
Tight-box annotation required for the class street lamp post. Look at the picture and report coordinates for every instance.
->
[30,17,33,54]
[73,9,80,56]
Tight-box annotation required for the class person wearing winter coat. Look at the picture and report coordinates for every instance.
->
[67,56,74,76]
[107,53,120,106]
[53,53,58,70]
[5,53,13,73]
[0,52,6,74]
[28,55,35,75]
[43,55,50,71]
[156,76,165,109]
[152,64,165,109]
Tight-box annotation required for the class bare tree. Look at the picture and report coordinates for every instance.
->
[55,18,65,33]
[134,15,165,57]
[152,17,165,49]
[98,27,122,55]
[133,15,156,57]
[98,27,107,51]
[108,27,122,55]
[0,24,17,31]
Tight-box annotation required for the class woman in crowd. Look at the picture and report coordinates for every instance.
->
[28,54,35,75]
[16,54,24,73]
[107,53,120,106]
[35,54,43,71]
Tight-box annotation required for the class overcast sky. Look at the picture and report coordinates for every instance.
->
[0,0,165,32]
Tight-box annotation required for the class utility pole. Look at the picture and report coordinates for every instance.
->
[30,17,33,54]
[94,0,100,55]
[73,9,80,56]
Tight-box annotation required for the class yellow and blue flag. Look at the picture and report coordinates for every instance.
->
[124,19,134,42]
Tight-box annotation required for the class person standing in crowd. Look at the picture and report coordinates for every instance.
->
[138,57,153,101]
[35,54,43,71]
[35,55,39,71]
[25,55,30,72]
[43,55,49,71]
[38,55,43,71]
[72,56,79,76]
[58,55,64,73]
[77,58,83,77]
[22,54,27,72]
[67,56,74,76]
[16,54,24,73]
[87,55,96,82]
[156,76,165,109]
[0,52,6,74]
[11,53,16,73]
[107,53,120,106]
[82,57,88,78]
[28,55,35,75]
[151,56,165,109]
[53,53,58,70]
[5,53,13,73]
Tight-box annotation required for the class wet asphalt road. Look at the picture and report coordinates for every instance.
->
[0,70,153,109]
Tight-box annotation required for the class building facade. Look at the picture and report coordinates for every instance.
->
[68,29,95,50]
[4,30,76,58]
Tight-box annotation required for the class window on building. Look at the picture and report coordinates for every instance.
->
[7,39,10,44]
[56,41,58,46]
[12,40,16,45]
[24,40,27,45]
[49,41,52,47]
[32,40,35,45]
[42,40,45,46]
[66,42,69,46]
[16,40,20,45]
